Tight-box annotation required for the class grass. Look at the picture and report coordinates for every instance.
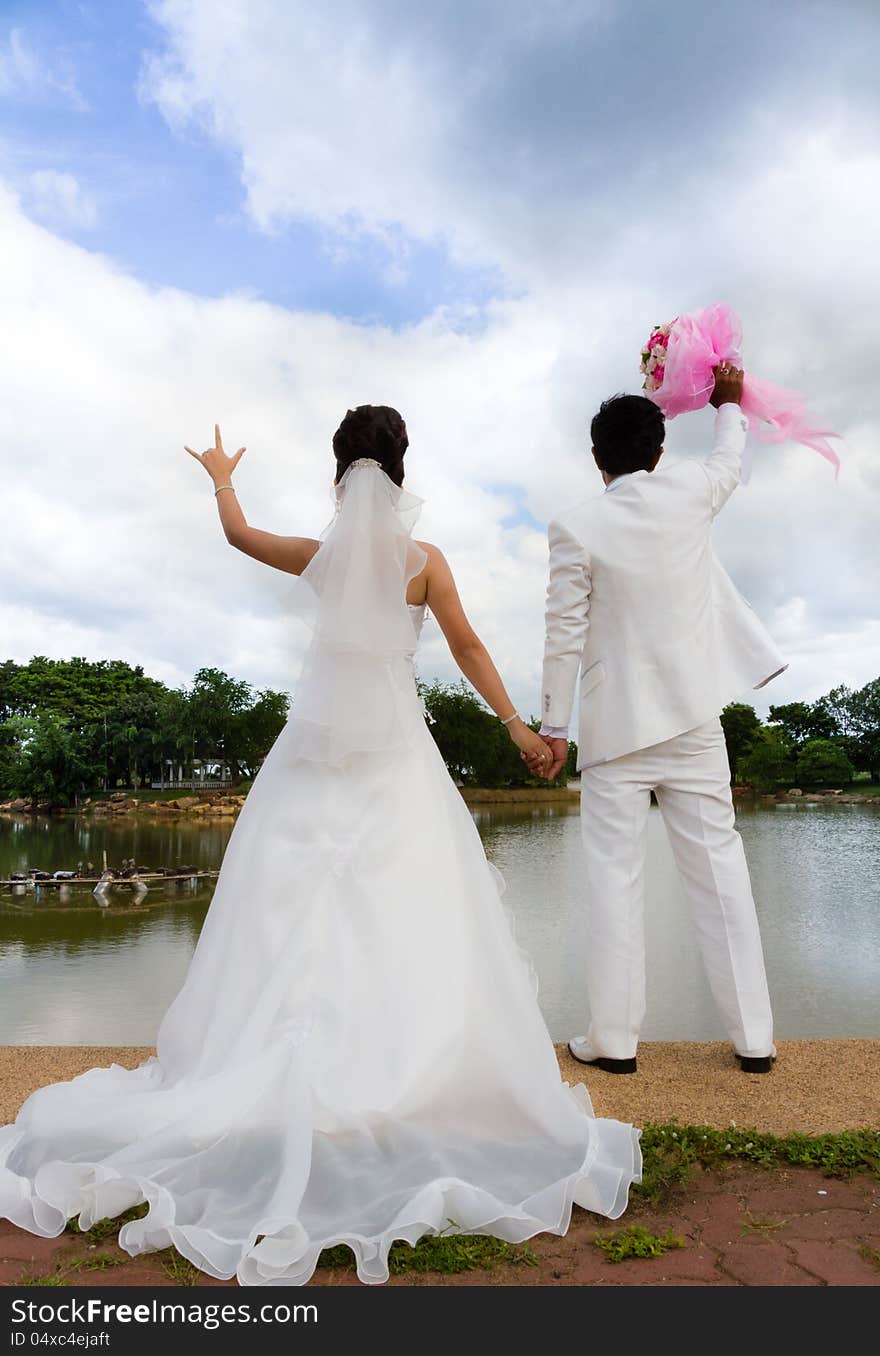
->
[859,1245,880,1271]
[19,1271,69,1286]
[593,1225,684,1264]
[66,1251,126,1272]
[66,1203,148,1243]
[319,1222,539,1276]
[63,1209,537,1281]
[83,786,249,804]
[158,1249,203,1286]
[635,1123,880,1205]
[65,1208,203,1286]
[740,1211,788,1235]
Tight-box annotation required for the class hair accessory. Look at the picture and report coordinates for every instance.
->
[349,458,382,469]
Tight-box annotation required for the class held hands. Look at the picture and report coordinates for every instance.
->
[529,735,568,781]
[511,725,567,781]
[709,363,744,409]
[506,719,556,777]
[185,424,246,484]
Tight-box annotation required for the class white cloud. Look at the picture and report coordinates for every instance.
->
[0,28,41,95]
[140,1,467,258]
[0,180,575,713]
[3,1,879,725]
[0,26,87,111]
[26,169,98,229]
[2,161,877,725]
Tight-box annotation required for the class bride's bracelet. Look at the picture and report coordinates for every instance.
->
[214,484,235,496]
[500,711,520,726]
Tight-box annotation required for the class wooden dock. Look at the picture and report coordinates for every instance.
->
[0,870,219,889]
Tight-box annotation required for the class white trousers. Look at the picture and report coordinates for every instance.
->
[579,718,774,1060]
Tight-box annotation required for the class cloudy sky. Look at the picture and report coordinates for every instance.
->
[2,0,878,723]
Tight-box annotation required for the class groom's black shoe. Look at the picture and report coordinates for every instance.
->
[736,1054,775,1074]
[567,1040,637,1074]
[585,1056,638,1075]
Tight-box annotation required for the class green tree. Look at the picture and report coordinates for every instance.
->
[419,680,546,788]
[419,680,495,785]
[795,738,855,788]
[185,667,254,781]
[148,686,191,786]
[738,728,796,793]
[5,711,103,808]
[7,657,146,725]
[720,703,762,783]
[0,655,292,795]
[93,681,171,789]
[847,678,880,782]
[0,719,23,796]
[236,689,290,777]
[0,661,22,721]
[814,685,859,763]
[767,700,838,748]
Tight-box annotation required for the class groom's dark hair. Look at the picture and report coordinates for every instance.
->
[590,394,665,476]
[333,405,408,485]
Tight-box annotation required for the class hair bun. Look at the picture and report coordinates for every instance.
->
[333,405,408,487]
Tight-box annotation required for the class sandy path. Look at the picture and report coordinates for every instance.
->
[1,1040,877,1134]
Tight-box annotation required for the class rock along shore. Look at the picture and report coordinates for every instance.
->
[1,785,877,817]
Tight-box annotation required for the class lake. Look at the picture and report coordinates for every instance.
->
[1,803,878,1045]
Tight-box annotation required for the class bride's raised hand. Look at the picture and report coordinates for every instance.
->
[185,424,246,485]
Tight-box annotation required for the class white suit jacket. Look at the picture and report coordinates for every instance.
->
[541,404,787,769]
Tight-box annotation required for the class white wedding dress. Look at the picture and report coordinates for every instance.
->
[0,462,640,1286]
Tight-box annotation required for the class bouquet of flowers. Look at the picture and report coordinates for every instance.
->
[638,302,839,477]
[639,323,672,394]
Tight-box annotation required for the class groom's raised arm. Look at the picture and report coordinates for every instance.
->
[700,366,749,518]
[540,518,591,737]
[701,402,750,518]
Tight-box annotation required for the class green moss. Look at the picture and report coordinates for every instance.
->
[319,1223,539,1276]
[66,1251,126,1271]
[636,1123,880,1204]
[594,1225,684,1263]
[65,1202,148,1243]
[388,1234,538,1275]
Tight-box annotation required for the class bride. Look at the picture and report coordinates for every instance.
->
[0,405,640,1286]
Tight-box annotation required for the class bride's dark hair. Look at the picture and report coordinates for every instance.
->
[333,405,408,486]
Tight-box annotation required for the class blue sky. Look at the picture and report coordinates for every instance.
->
[1,0,878,716]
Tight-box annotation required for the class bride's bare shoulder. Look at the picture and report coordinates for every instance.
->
[414,540,453,579]
[407,541,449,607]
[414,540,448,564]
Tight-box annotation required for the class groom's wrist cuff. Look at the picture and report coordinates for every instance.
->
[715,402,749,432]
[539,724,569,739]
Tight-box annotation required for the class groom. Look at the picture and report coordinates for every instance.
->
[532,365,785,1074]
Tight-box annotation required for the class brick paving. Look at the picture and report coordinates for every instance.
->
[2,1164,878,1288]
